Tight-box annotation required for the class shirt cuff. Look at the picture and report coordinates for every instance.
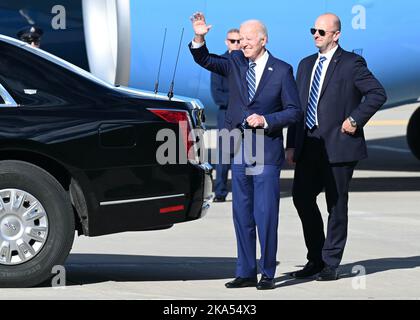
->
[263,116,268,129]
[191,40,205,49]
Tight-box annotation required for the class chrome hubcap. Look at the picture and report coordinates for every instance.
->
[0,189,48,265]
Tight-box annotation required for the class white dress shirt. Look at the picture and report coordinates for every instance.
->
[191,39,206,49]
[251,50,269,91]
[309,45,339,125]
[250,50,269,128]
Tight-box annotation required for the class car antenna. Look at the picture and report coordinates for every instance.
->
[167,27,184,100]
[154,27,167,94]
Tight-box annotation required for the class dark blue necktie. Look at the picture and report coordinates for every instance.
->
[306,56,327,129]
[246,62,257,102]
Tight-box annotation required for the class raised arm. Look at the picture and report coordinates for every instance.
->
[191,12,212,44]
[189,12,230,76]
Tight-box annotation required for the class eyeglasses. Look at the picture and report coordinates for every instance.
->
[227,39,241,44]
[310,28,337,36]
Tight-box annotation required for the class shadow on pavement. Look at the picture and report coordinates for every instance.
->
[339,256,420,278]
[276,256,420,287]
[34,255,420,287]
[62,254,237,286]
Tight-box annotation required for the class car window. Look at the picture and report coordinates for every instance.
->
[0,41,117,107]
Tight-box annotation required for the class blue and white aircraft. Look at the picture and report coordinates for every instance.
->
[0,0,419,159]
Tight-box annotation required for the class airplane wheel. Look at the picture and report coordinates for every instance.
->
[407,106,420,160]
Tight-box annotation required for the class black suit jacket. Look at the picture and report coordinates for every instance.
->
[287,46,387,163]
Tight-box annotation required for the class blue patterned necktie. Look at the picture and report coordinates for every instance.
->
[246,62,257,102]
[306,56,327,129]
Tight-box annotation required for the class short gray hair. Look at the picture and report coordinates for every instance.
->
[240,19,268,40]
[227,28,240,35]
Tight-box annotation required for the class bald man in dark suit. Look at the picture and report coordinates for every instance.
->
[287,13,387,281]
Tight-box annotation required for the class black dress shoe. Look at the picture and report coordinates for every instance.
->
[256,276,275,290]
[213,196,226,203]
[291,261,324,279]
[316,266,338,281]
[225,277,257,288]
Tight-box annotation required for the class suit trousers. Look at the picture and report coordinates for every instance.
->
[231,149,281,278]
[292,128,357,268]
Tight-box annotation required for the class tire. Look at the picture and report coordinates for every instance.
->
[0,160,75,287]
[407,107,420,160]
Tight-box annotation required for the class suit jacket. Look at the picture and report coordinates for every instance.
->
[189,43,302,165]
[287,46,387,163]
[210,51,229,109]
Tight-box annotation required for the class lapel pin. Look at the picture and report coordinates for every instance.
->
[268,67,273,71]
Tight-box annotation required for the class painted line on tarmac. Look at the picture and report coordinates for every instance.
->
[367,120,408,126]
[369,145,411,153]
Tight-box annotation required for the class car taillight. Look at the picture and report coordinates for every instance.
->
[149,109,197,162]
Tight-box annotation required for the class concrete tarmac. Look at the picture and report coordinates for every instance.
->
[1,104,419,300]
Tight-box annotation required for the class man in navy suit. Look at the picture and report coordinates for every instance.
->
[189,12,302,290]
[286,13,387,281]
[211,28,241,203]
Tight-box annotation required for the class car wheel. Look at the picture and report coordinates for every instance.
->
[0,160,75,287]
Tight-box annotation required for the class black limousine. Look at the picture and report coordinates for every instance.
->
[0,35,212,287]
